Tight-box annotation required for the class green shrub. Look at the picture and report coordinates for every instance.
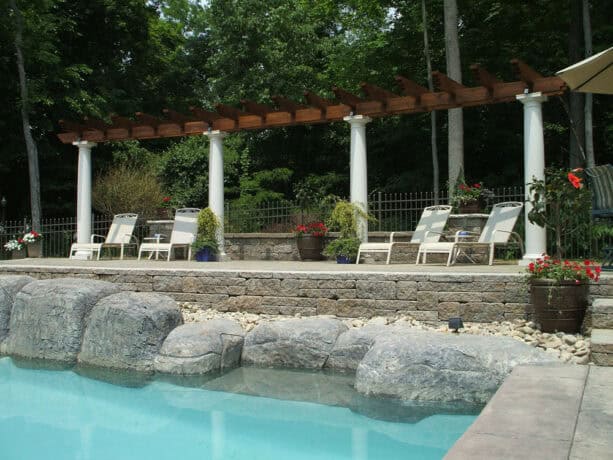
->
[92,166,164,217]
[192,208,220,252]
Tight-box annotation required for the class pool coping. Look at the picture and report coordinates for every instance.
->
[444,363,613,459]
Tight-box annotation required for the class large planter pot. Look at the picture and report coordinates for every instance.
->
[27,241,42,258]
[530,280,589,333]
[457,200,483,214]
[195,248,216,262]
[296,235,324,260]
[11,248,26,260]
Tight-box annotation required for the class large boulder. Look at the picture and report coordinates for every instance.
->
[325,324,391,371]
[355,330,559,404]
[78,292,182,372]
[154,319,245,375]
[1,278,118,362]
[242,318,348,369]
[0,276,34,343]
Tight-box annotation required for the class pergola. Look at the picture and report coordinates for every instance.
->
[57,59,566,263]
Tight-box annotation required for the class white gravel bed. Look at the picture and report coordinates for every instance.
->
[180,303,591,365]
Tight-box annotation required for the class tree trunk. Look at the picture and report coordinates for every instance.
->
[568,0,585,168]
[582,0,594,168]
[444,0,464,193]
[11,0,41,232]
[422,0,439,203]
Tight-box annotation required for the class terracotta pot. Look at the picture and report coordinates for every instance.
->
[27,241,42,258]
[530,280,588,333]
[296,235,324,260]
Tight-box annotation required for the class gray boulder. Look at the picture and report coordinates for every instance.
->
[325,324,391,371]
[1,278,118,361]
[78,292,182,372]
[355,330,559,404]
[0,276,34,343]
[155,319,245,375]
[242,317,348,369]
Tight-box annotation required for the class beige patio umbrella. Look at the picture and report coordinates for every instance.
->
[556,46,613,94]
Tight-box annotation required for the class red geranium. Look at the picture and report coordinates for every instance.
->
[293,221,328,237]
[526,254,601,283]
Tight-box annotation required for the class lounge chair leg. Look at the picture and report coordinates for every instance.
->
[489,243,495,265]
[385,249,392,265]
[356,250,361,264]
[120,245,124,260]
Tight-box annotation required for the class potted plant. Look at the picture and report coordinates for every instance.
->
[450,177,494,213]
[526,255,601,333]
[23,230,43,258]
[192,208,220,262]
[323,200,370,263]
[293,221,328,260]
[4,238,26,259]
[527,167,592,258]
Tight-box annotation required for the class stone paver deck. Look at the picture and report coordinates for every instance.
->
[0,257,525,274]
[445,364,613,460]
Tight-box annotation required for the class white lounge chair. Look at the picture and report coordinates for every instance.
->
[416,201,524,266]
[138,208,200,261]
[69,213,139,260]
[356,205,453,264]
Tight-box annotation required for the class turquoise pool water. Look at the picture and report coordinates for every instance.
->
[0,357,479,460]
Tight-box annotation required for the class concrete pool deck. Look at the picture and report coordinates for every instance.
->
[446,364,613,459]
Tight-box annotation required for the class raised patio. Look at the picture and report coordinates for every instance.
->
[1,258,611,325]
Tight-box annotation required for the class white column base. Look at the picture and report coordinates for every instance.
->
[518,253,543,266]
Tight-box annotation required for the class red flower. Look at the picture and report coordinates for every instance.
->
[473,183,481,188]
[162,196,171,203]
[567,173,582,189]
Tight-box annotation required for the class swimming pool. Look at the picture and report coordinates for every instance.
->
[0,357,480,460]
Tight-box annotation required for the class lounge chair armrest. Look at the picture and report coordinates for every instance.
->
[90,234,106,243]
[143,233,167,243]
[125,234,139,245]
[389,231,410,242]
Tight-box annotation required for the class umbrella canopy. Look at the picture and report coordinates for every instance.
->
[556,46,613,94]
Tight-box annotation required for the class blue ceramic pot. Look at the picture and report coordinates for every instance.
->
[195,248,216,262]
[336,255,354,264]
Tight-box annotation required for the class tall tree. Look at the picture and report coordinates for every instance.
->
[582,0,594,168]
[422,0,439,200]
[569,0,585,167]
[10,0,41,231]
[443,0,463,190]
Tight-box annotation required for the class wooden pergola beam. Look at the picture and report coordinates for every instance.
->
[271,95,307,112]
[470,64,502,92]
[432,71,467,97]
[332,86,363,110]
[56,59,568,143]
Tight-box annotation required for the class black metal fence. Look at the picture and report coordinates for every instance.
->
[1,187,611,260]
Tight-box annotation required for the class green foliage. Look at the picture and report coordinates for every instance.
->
[193,208,220,252]
[528,167,592,258]
[92,165,164,217]
[323,237,361,259]
[326,200,371,239]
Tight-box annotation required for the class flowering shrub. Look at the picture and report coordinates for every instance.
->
[161,196,173,208]
[527,167,592,258]
[22,231,42,244]
[293,221,328,237]
[3,239,24,252]
[450,179,494,206]
[526,255,601,284]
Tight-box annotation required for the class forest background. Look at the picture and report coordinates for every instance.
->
[1,0,612,221]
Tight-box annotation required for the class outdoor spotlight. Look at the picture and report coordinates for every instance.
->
[448,317,464,333]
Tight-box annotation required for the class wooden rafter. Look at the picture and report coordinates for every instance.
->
[56,59,567,144]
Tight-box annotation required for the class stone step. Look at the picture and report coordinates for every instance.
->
[591,298,613,329]
[591,329,613,366]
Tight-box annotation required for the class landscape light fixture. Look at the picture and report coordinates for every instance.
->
[448,317,464,333]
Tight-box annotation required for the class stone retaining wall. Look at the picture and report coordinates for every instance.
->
[2,265,610,323]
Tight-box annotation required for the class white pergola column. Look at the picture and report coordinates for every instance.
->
[516,92,548,265]
[71,140,96,259]
[204,130,227,258]
[344,115,371,242]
